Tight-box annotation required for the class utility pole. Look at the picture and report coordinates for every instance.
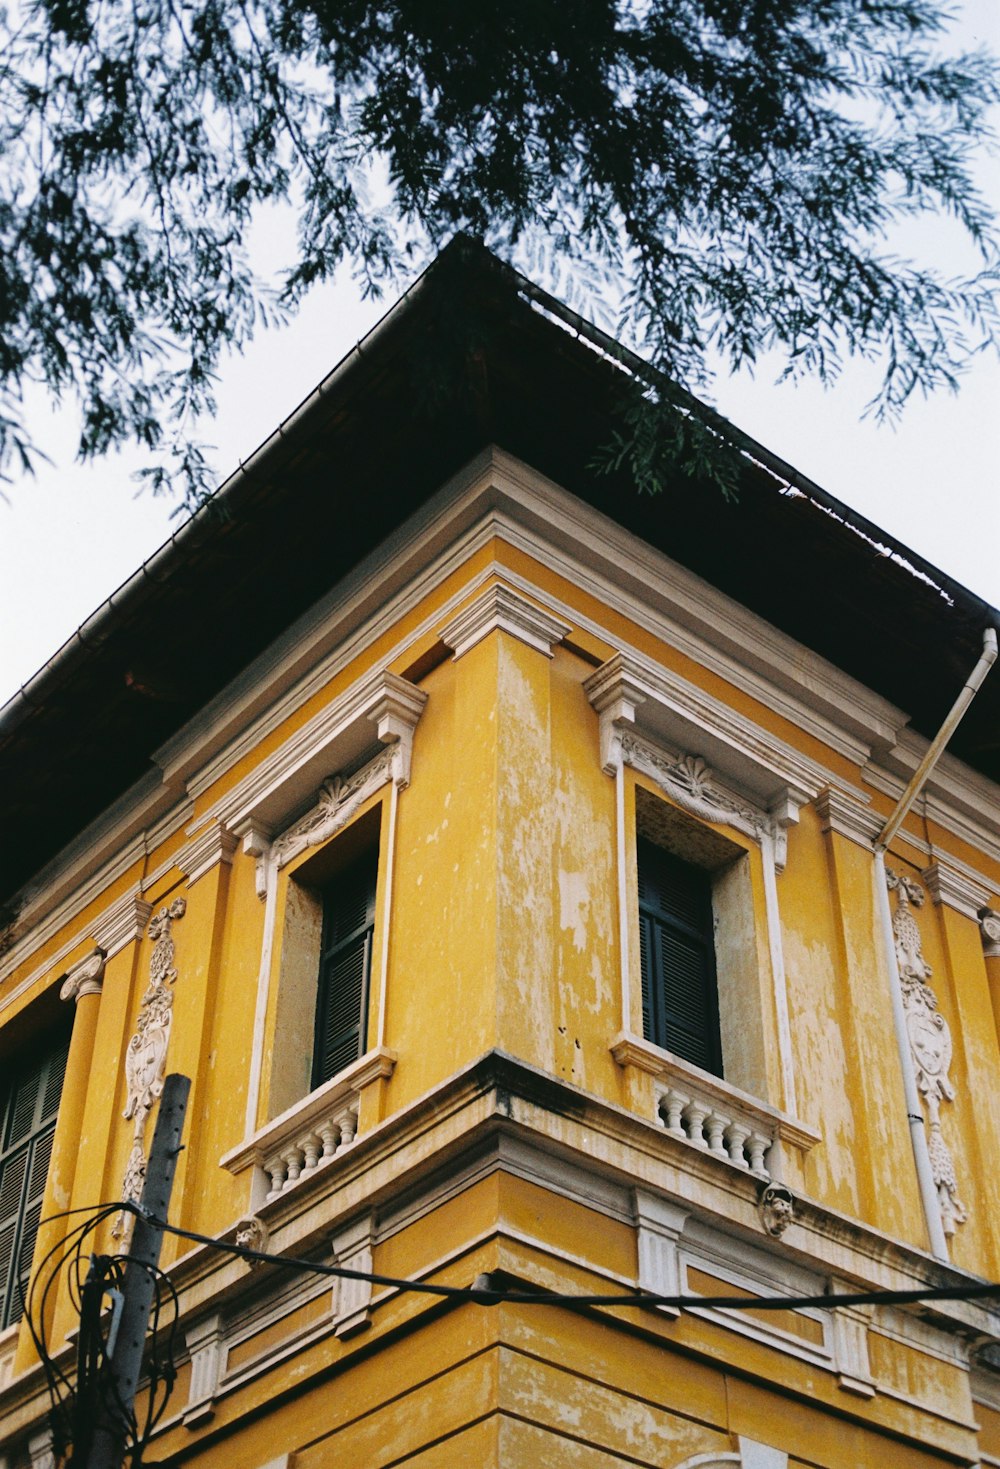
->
[85,1073,190,1469]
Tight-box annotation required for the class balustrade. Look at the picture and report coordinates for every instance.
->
[655,1082,773,1178]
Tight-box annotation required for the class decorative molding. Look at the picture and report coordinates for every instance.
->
[59,949,105,1003]
[814,788,883,849]
[671,1449,787,1469]
[584,650,825,810]
[438,582,570,659]
[627,735,768,838]
[331,1212,376,1337]
[27,1430,56,1469]
[271,747,394,874]
[759,1182,795,1238]
[634,1190,688,1318]
[885,870,967,1236]
[922,861,990,922]
[584,654,810,871]
[234,1215,270,1265]
[92,886,155,960]
[979,908,1000,959]
[176,823,238,888]
[113,897,187,1242]
[828,1276,876,1398]
[184,1312,226,1427]
[193,668,426,846]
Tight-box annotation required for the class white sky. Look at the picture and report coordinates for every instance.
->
[1,2,998,707]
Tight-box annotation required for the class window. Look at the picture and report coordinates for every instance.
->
[312,850,378,1089]
[638,838,723,1076]
[268,805,383,1119]
[0,1035,69,1329]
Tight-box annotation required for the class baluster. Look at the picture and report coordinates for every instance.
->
[265,1157,286,1201]
[705,1111,729,1156]
[724,1121,751,1169]
[683,1100,709,1147]
[338,1101,359,1150]
[302,1133,321,1173]
[282,1144,304,1188]
[660,1089,688,1136]
[318,1119,340,1159]
[746,1131,770,1177]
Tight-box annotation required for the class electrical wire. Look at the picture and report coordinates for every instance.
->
[22,1203,181,1467]
[122,1202,1000,1317]
[20,1198,1000,1467]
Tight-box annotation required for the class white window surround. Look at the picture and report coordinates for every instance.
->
[585,652,809,1121]
[200,667,427,1141]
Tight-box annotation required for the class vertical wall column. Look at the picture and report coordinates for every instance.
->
[923,863,1000,1276]
[12,950,106,1372]
[166,822,238,1246]
[440,584,570,1075]
[814,791,923,1241]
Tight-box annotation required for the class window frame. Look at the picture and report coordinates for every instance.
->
[637,836,724,1076]
[0,1033,69,1330]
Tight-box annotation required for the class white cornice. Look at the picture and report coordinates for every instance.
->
[192,668,427,842]
[438,583,570,659]
[922,862,991,922]
[584,649,826,810]
[92,887,154,959]
[814,789,883,850]
[176,824,239,888]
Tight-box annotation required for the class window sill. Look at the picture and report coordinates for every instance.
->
[221,1046,396,1202]
[611,1033,819,1180]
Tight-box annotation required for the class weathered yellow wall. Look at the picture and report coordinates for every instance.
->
[3,524,999,1469]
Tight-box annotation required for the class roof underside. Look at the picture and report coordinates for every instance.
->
[2,240,997,905]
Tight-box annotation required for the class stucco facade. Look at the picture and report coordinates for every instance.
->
[2,245,1000,1467]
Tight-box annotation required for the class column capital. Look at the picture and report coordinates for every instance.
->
[59,949,105,1003]
[979,907,1000,959]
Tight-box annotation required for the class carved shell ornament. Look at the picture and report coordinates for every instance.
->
[885,870,967,1235]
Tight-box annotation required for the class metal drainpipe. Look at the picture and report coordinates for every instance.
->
[873,626,997,1261]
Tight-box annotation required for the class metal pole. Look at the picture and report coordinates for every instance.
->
[86,1074,190,1469]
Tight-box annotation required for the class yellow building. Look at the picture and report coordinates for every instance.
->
[1,239,1000,1468]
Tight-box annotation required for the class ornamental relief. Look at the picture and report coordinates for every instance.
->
[620,733,770,847]
[113,897,187,1241]
[885,869,967,1236]
[270,746,394,872]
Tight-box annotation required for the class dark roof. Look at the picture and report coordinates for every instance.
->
[2,238,997,905]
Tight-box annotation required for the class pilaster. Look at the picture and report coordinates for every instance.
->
[924,883,1000,1277]
[816,796,922,1241]
[14,949,105,1372]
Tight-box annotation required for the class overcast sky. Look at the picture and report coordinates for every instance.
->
[1,2,998,708]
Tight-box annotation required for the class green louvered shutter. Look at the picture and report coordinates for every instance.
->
[637,839,722,1076]
[312,852,378,1089]
[0,1034,69,1329]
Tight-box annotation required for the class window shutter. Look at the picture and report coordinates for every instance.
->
[638,840,723,1076]
[0,1034,69,1329]
[312,853,378,1089]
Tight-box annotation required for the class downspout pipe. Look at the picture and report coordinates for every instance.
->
[873,626,997,1262]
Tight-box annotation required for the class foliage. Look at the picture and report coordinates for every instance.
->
[0,0,997,506]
